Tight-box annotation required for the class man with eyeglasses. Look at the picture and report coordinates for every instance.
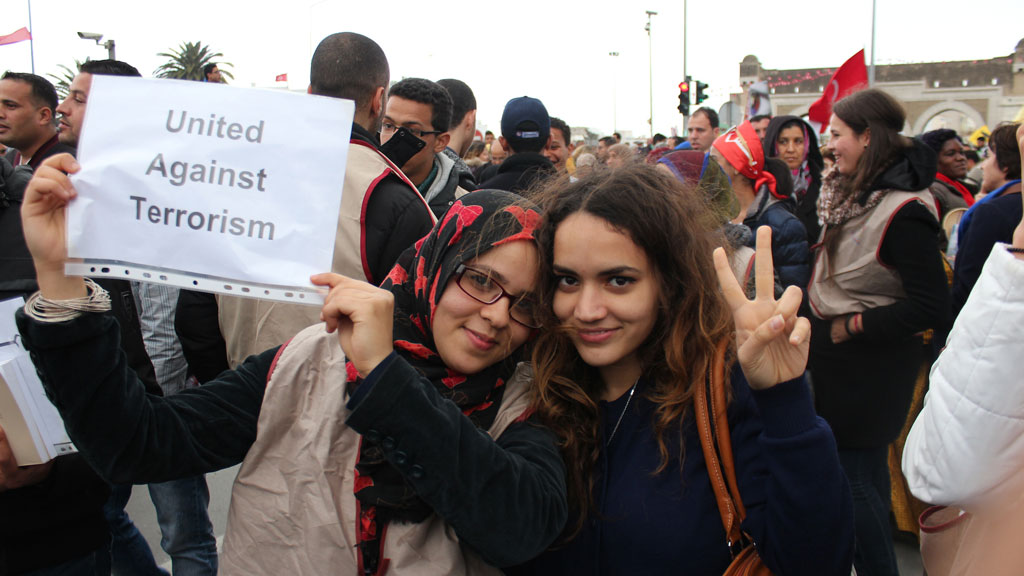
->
[381,78,472,218]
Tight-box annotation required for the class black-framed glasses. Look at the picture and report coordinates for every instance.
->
[454,264,541,329]
[380,122,443,139]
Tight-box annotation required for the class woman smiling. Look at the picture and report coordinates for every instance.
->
[515,164,853,575]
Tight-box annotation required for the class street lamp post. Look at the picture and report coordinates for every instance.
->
[645,10,657,140]
[77,31,115,60]
[609,51,619,133]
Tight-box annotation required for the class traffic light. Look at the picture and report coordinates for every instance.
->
[695,80,709,104]
[677,77,691,116]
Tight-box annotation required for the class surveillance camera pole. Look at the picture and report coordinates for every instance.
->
[77,31,116,61]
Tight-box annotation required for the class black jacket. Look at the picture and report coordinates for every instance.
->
[742,194,809,291]
[0,143,157,575]
[478,153,554,194]
[351,123,436,284]
[17,310,567,568]
[0,140,75,301]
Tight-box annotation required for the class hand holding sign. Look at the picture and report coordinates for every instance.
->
[21,154,87,300]
[311,273,394,378]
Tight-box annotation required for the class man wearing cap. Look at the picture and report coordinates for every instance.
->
[478,96,555,193]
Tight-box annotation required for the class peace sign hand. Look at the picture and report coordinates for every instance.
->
[713,226,810,390]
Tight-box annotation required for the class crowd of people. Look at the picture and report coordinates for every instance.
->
[1,29,1023,576]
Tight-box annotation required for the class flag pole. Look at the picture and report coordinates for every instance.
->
[27,0,35,73]
[868,0,876,86]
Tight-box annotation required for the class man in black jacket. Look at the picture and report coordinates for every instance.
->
[479,96,555,194]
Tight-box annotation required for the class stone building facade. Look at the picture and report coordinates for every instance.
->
[730,38,1024,135]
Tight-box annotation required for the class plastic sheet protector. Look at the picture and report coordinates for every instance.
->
[66,76,354,305]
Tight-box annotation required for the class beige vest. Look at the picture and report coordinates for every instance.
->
[218,141,431,367]
[220,324,531,575]
[808,190,938,319]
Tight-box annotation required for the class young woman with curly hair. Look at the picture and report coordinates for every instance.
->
[514,164,854,575]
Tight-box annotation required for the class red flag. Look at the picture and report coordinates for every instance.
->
[808,49,868,133]
[0,27,32,46]
[275,73,288,82]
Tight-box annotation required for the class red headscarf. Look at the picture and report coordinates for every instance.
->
[712,120,782,198]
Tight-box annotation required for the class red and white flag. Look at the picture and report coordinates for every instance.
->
[808,49,868,133]
[0,27,32,46]
[275,73,288,82]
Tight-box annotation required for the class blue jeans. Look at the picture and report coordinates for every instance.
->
[104,483,169,576]
[148,475,218,576]
[838,446,899,576]
[104,476,218,576]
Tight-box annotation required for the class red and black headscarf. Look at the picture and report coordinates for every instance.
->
[349,190,541,567]
[712,120,784,199]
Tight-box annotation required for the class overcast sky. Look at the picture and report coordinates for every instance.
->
[3,0,1022,139]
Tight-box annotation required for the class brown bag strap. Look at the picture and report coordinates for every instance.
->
[695,339,747,548]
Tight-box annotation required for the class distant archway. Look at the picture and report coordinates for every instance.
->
[913,101,985,136]
[921,110,978,136]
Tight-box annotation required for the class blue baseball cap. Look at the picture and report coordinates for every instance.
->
[500,96,550,144]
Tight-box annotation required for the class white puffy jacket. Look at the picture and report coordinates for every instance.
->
[903,244,1024,509]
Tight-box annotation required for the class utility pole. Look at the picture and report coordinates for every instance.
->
[682,0,688,133]
[27,0,35,73]
[609,51,620,132]
[645,10,658,140]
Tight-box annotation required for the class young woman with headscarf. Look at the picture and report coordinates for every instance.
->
[14,153,567,575]
[763,115,825,241]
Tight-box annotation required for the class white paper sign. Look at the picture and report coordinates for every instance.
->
[66,76,354,305]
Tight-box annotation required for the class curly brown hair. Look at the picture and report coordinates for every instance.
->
[525,163,735,540]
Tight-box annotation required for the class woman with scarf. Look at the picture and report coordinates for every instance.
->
[808,89,950,576]
[921,128,974,221]
[710,120,810,291]
[763,115,825,241]
[15,153,566,575]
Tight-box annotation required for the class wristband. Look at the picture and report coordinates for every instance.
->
[1007,247,1024,254]
[844,314,857,336]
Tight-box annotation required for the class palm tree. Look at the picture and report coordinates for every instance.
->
[154,41,234,82]
[47,60,86,101]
